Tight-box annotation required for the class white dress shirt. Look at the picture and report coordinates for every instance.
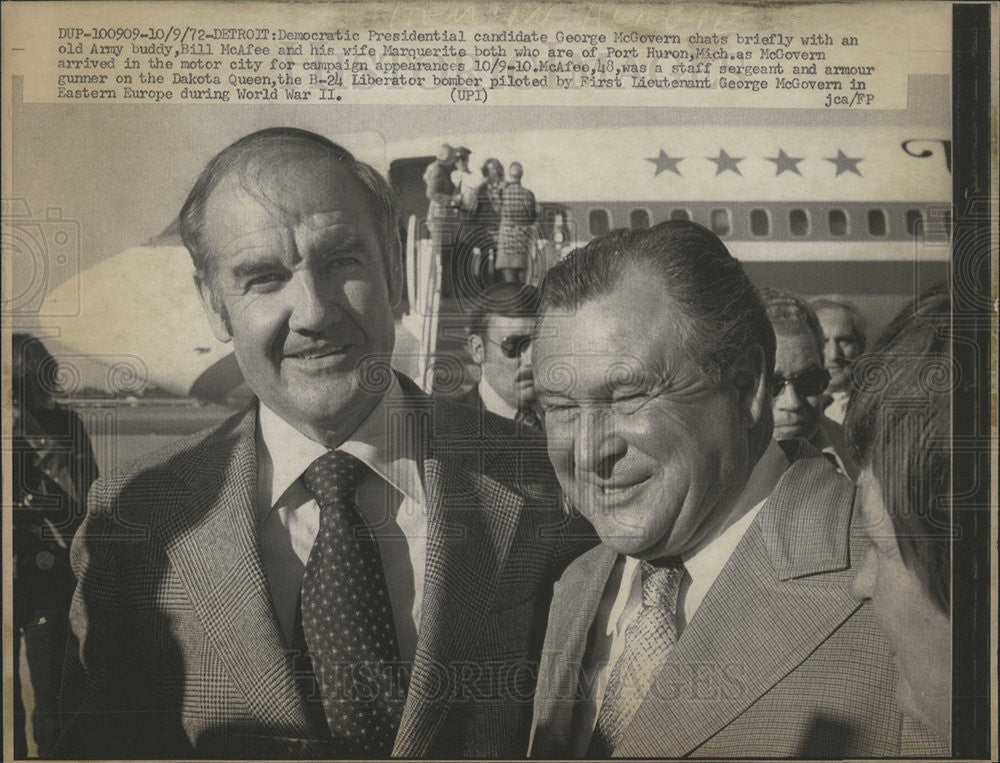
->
[572,440,790,753]
[452,167,481,211]
[813,413,860,479]
[255,375,427,663]
[824,390,849,424]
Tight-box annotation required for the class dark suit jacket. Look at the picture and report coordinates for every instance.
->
[57,379,594,758]
[529,449,949,758]
[14,406,98,756]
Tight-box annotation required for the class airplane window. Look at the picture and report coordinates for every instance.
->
[750,209,769,236]
[906,209,924,237]
[670,208,690,221]
[828,209,847,236]
[630,209,651,229]
[589,209,610,237]
[867,209,887,236]
[789,209,809,236]
[710,209,731,236]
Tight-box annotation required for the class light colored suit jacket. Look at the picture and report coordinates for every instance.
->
[58,379,594,758]
[529,448,949,758]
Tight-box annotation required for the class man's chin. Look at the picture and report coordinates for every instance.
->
[598,531,656,558]
[575,501,667,558]
[514,384,535,407]
[268,380,382,433]
[774,424,816,442]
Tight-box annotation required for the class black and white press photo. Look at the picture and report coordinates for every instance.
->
[2,1,994,760]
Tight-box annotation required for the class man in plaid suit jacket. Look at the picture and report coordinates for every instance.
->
[527,222,949,758]
[56,129,592,759]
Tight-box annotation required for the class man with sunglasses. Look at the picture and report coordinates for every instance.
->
[461,282,542,428]
[762,289,858,478]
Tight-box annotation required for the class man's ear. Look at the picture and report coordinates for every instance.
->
[193,270,232,343]
[386,239,404,307]
[468,333,485,365]
[732,344,769,429]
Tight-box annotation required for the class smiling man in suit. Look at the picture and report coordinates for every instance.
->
[57,128,591,759]
[528,221,946,758]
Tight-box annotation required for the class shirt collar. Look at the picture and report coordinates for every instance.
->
[257,374,424,520]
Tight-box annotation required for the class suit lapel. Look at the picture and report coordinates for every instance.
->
[391,397,524,756]
[161,406,319,737]
[616,456,858,758]
[529,545,617,758]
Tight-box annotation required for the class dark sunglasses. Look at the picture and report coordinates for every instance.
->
[770,368,831,398]
[487,334,532,359]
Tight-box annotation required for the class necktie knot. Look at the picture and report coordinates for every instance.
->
[639,558,685,610]
[301,450,369,509]
[515,407,543,430]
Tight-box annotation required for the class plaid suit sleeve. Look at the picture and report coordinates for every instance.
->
[56,477,120,755]
[525,190,538,224]
[55,478,185,758]
[497,418,597,573]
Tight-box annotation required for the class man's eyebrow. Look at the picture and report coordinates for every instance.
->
[322,231,367,252]
[231,260,285,280]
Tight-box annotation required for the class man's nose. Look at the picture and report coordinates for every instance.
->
[520,343,533,368]
[288,271,342,333]
[575,408,627,479]
[776,384,804,410]
[824,339,842,365]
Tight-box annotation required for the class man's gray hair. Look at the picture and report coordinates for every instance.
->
[179,127,401,283]
[809,294,868,345]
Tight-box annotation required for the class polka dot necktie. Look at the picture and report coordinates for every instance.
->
[588,558,686,757]
[299,450,404,757]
